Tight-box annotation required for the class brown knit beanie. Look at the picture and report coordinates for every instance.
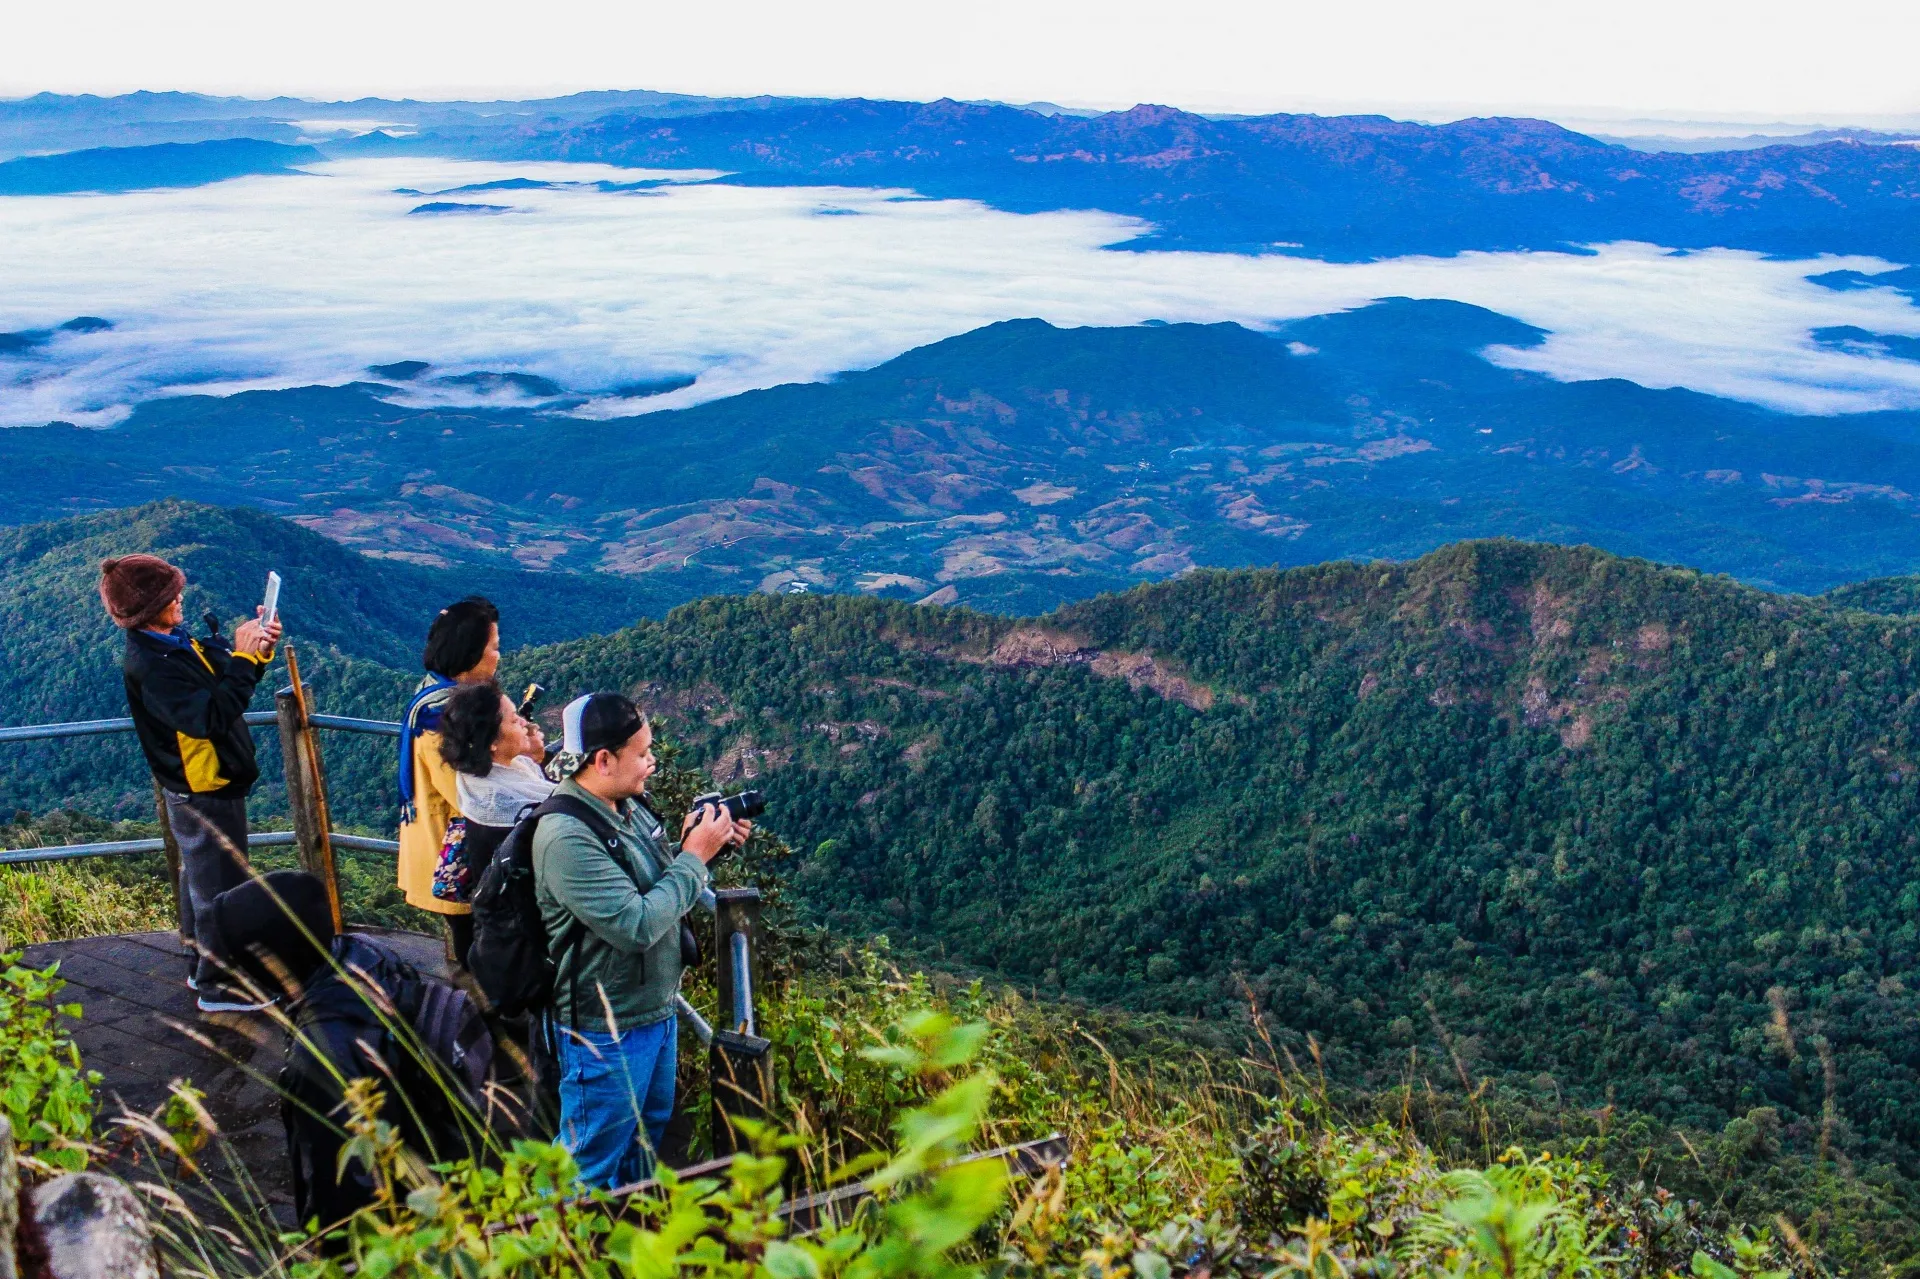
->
[99,554,186,630]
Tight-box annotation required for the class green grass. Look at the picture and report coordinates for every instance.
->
[6,930,1819,1279]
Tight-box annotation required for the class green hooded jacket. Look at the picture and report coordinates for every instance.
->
[532,777,711,1030]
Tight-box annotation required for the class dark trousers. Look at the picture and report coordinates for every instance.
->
[446,913,474,969]
[162,790,251,984]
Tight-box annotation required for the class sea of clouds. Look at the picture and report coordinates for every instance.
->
[1,157,1919,429]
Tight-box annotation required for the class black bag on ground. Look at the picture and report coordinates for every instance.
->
[466,793,627,1018]
[281,934,491,1232]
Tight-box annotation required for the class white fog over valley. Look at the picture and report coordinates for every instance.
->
[2,157,1920,429]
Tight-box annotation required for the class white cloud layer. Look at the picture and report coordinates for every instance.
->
[2,157,1919,430]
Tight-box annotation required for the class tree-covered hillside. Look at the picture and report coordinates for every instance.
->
[497,539,1920,1246]
[1822,573,1920,617]
[8,504,1920,1255]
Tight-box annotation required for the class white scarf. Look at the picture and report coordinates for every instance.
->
[455,755,556,829]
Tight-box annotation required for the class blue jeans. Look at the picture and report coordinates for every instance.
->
[555,1014,677,1189]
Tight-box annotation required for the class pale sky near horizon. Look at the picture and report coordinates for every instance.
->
[4,0,1918,124]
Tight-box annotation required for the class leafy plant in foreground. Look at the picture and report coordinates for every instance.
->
[0,950,99,1172]
[276,1011,1008,1279]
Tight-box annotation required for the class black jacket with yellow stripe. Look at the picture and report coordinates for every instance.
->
[122,627,273,798]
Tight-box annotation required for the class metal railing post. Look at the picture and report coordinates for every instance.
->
[151,778,187,944]
[274,680,342,931]
[710,886,770,1158]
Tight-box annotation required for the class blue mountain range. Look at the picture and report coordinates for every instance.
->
[510,100,1920,261]
[0,137,319,194]
[4,93,1918,261]
[7,301,1920,605]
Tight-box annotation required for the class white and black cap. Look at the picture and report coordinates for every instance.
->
[561,692,645,759]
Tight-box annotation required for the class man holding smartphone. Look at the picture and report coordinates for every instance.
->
[100,554,282,1012]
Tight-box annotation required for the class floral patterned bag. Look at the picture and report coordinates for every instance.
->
[431,816,472,901]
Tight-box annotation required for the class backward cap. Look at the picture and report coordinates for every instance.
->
[562,692,644,758]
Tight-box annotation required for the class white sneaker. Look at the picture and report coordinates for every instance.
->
[196,989,275,1014]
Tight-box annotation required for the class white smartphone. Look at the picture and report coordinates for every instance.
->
[262,570,282,627]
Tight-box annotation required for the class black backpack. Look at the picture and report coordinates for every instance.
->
[466,793,628,1017]
[282,934,490,1232]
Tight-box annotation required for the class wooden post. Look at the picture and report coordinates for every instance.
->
[274,648,342,932]
[709,1030,773,1158]
[150,779,187,944]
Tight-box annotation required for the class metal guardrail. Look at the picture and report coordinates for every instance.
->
[0,716,177,743]
[0,828,400,867]
[0,708,405,865]
[730,930,756,1036]
[0,710,399,743]
[307,713,403,737]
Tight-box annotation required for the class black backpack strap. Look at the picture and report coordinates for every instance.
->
[533,793,642,1027]
[539,793,623,850]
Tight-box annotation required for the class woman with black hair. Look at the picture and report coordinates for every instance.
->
[431,680,554,904]
[397,596,500,965]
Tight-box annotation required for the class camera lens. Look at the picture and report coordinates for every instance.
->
[725,790,767,821]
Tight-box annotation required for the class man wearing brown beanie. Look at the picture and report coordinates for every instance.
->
[101,553,282,1012]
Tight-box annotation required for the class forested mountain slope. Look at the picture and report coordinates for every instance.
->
[7,501,1920,1251]
[1822,573,1920,616]
[505,538,1920,1216]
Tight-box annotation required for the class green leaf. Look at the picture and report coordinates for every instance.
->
[1692,1253,1739,1279]
[765,1240,824,1279]
[1132,1251,1171,1279]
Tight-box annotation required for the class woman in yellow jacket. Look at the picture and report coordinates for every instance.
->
[397,596,500,966]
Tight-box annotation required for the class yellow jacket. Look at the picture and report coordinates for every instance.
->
[397,729,468,915]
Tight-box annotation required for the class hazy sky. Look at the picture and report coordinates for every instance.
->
[5,0,1919,121]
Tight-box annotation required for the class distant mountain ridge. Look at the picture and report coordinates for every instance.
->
[0,138,320,194]
[7,302,1920,606]
[510,98,1920,260]
[0,89,829,160]
[5,92,1917,260]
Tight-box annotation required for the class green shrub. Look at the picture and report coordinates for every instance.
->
[0,951,99,1171]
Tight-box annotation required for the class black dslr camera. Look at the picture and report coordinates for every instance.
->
[692,789,766,826]
[692,790,764,858]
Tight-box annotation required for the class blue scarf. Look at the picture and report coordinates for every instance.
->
[398,673,457,825]
[139,626,193,650]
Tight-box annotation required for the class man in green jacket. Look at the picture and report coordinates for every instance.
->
[534,692,747,1188]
